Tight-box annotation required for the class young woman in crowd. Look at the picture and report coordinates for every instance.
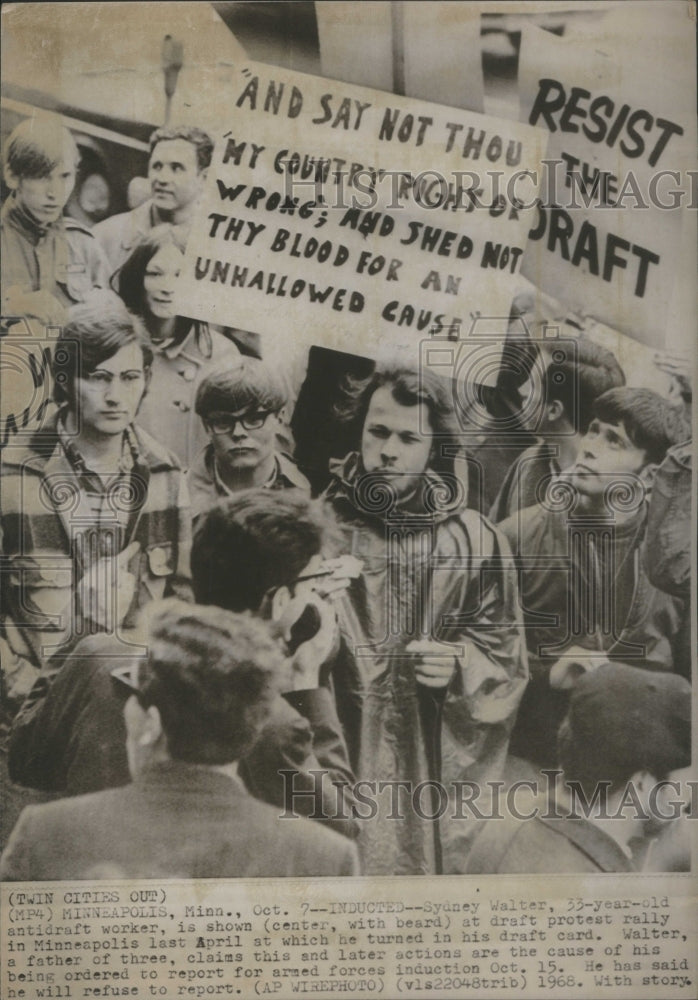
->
[115,223,240,466]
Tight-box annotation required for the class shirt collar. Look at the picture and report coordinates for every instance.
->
[4,193,62,243]
[150,334,181,357]
[212,452,281,496]
[151,322,212,361]
[138,759,249,796]
[57,410,139,476]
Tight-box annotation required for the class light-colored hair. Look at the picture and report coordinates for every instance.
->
[4,116,78,181]
[195,357,287,420]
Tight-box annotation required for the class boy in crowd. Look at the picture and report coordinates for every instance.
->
[189,359,309,520]
[490,335,625,522]
[1,295,191,693]
[1,116,110,325]
[1,117,111,439]
[1,601,359,880]
[501,387,691,768]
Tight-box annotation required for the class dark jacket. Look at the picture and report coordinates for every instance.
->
[500,502,690,766]
[465,794,636,874]
[9,633,358,839]
[0,759,360,880]
[324,454,528,875]
[501,502,688,675]
[489,440,561,522]
[1,196,110,307]
[643,441,692,598]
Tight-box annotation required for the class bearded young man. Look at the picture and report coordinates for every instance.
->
[324,365,528,875]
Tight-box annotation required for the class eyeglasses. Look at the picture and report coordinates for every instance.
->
[207,411,272,435]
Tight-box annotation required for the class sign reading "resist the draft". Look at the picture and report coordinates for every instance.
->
[519,24,694,349]
[175,60,546,363]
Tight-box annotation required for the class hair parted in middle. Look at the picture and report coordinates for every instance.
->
[53,292,153,406]
[114,223,187,318]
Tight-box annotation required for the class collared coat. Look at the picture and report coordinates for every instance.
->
[1,199,112,441]
[464,794,636,873]
[135,323,241,469]
[1,197,110,307]
[8,632,359,840]
[500,502,690,767]
[0,414,192,675]
[324,454,528,875]
[93,199,155,277]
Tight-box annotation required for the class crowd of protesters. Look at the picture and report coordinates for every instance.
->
[0,116,693,879]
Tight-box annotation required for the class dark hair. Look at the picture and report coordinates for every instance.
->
[148,125,213,172]
[4,117,79,181]
[557,718,627,800]
[138,600,281,765]
[543,338,625,433]
[336,364,459,446]
[53,293,153,405]
[115,224,187,326]
[557,663,691,799]
[191,490,340,612]
[591,387,690,466]
[195,358,287,420]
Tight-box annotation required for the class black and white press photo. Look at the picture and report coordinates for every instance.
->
[1,3,695,998]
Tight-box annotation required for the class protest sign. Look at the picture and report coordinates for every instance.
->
[175,59,546,366]
[519,22,695,349]
[1,6,696,1000]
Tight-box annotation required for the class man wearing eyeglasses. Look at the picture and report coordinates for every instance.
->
[8,492,360,846]
[188,358,309,520]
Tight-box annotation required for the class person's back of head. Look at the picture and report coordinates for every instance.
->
[191,489,339,612]
[129,600,283,766]
[557,661,691,800]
